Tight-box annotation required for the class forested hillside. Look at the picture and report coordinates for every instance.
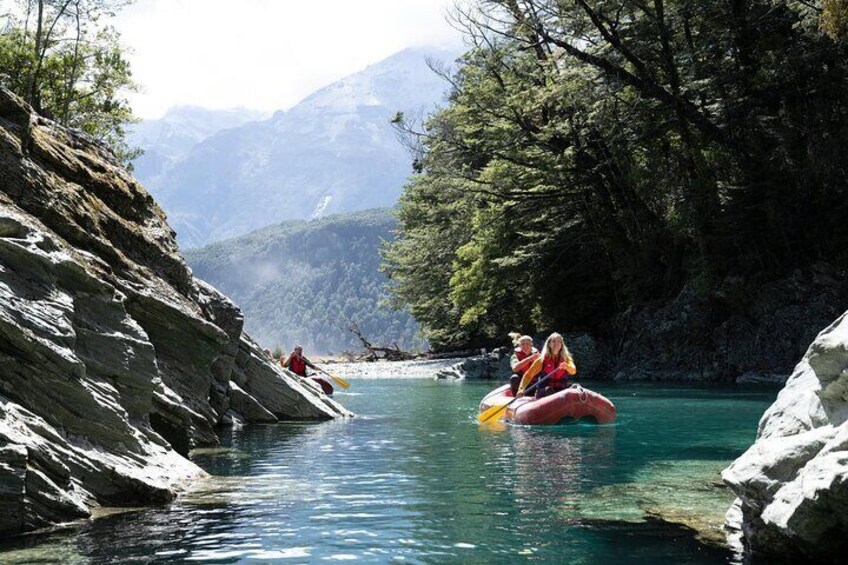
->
[384,0,848,349]
[185,209,424,354]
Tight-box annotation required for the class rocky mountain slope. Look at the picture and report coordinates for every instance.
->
[143,46,457,248]
[185,208,424,354]
[723,310,848,562]
[129,106,265,191]
[0,87,348,537]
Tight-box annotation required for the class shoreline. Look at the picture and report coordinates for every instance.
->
[318,354,790,385]
[317,358,465,379]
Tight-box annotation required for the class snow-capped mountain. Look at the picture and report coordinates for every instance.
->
[135,46,458,248]
[130,106,266,189]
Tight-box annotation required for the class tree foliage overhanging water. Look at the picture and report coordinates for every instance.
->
[383,0,848,349]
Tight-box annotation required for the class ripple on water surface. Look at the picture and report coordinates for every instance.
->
[0,379,777,563]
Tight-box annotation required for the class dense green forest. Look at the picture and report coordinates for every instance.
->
[186,208,425,355]
[384,0,848,349]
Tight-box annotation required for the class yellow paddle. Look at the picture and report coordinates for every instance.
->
[477,372,552,424]
[516,355,543,393]
[315,366,351,390]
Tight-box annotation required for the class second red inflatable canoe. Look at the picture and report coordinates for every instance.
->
[308,376,334,396]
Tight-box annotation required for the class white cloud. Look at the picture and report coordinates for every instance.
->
[117,0,463,118]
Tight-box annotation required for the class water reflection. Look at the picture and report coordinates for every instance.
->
[0,380,776,564]
[81,504,247,563]
[509,425,616,504]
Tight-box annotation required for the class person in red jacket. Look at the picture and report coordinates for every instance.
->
[281,345,317,377]
[517,332,577,398]
[508,333,540,395]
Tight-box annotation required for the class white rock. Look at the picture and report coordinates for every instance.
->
[724,310,848,560]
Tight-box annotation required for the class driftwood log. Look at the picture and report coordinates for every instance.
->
[348,320,418,361]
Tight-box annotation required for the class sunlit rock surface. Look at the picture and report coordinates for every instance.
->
[0,87,349,536]
[723,310,848,562]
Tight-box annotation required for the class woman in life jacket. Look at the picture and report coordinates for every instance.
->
[508,333,540,396]
[282,345,317,377]
[517,332,577,399]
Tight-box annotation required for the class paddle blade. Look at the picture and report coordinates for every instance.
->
[329,374,351,389]
[477,402,508,424]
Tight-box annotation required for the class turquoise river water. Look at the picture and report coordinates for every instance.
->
[1,379,778,564]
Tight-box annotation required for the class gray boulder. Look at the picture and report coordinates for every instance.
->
[0,87,349,537]
[722,310,848,562]
[434,349,512,380]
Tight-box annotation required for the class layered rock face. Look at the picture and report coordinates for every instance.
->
[723,310,848,562]
[613,270,846,383]
[434,269,844,383]
[0,88,349,537]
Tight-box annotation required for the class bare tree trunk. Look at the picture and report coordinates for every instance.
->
[27,0,44,110]
[348,319,417,361]
[28,0,75,114]
[59,1,82,125]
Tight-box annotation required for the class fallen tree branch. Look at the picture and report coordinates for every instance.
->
[347,319,418,361]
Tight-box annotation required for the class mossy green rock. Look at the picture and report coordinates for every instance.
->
[564,459,734,546]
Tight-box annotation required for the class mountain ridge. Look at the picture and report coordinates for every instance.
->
[184,207,425,355]
[129,105,266,195]
[133,45,459,248]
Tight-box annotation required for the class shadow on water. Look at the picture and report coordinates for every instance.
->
[577,518,736,564]
[0,502,246,564]
[0,423,325,564]
[197,420,330,475]
[674,445,756,461]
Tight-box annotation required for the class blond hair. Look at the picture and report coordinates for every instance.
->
[541,332,569,364]
[509,332,534,347]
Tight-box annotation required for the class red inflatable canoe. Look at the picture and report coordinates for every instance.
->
[308,376,334,396]
[479,383,615,425]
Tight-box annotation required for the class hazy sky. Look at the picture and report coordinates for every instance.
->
[116,0,463,118]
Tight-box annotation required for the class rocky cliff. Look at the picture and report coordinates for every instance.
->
[0,87,349,537]
[612,268,847,384]
[723,310,848,562]
[429,266,846,385]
